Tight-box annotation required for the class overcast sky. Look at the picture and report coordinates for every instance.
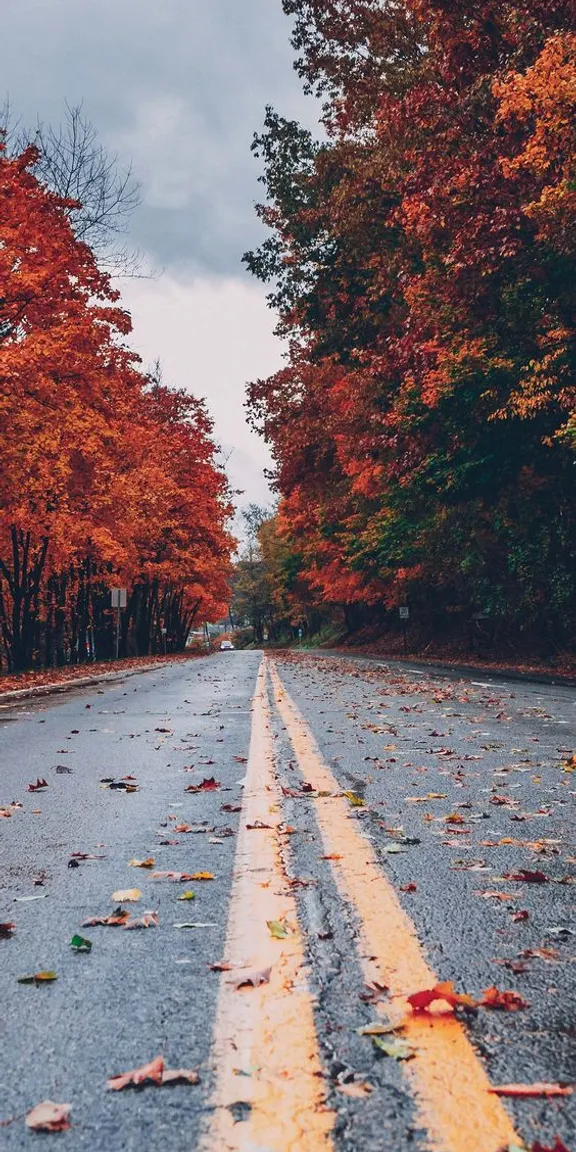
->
[2,0,319,512]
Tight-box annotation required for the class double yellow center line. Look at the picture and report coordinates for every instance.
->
[202,657,520,1152]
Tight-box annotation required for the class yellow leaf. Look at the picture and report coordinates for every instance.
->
[112,888,141,903]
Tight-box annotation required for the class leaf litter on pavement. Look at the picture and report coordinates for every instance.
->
[106,1055,199,1091]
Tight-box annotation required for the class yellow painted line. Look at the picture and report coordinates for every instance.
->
[201,660,334,1152]
[269,658,520,1152]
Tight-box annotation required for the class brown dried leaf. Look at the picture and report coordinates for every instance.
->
[25,1101,71,1131]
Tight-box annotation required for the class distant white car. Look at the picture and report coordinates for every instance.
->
[220,640,235,651]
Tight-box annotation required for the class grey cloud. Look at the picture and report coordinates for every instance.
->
[2,0,317,275]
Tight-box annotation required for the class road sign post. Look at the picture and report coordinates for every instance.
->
[399,605,409,657]
[111,588,127,660]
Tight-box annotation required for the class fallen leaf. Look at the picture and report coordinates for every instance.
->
[161,1068,200,1086]
[18,971,57,985]
[14,894,48,903]
[475,891,516,901]
[189,872,214,881]
[503,869,549,884]
[521,947,559,962]
[150,871,198,881]
[399,883,417,892]
[111,889,141,903]
[173,921,217,929]
[480,986,529,1011]
[372,1035,415,1060]
[107,1055,165,1090]
[407,980,477,1013]
[267,919,292,939]
[176,891,196,901]
[489,1083,572,1098]
[25,1101,71,1132]
[209,961,233,972]
[343,790,365,807]
[359,981,389,1004]
[0,922,16,937]
[69,852,106,861]
[70,934,92,953]
[406,793,447,802]
[228,966,272,990]
[129,858,155,869]
[123,911,159,929]
[358,1021,397,1036]
[82,907,130,927]
[511,910,530,922]
[246,820,273,830]
[27,778,48,792]
[185,777,220,792]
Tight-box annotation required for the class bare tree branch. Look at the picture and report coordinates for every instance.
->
[1,101,142,276]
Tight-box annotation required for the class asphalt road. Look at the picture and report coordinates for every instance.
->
[0,651,574,1152]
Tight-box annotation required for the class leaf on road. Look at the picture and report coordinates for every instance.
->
[475,891,516,901]
[267,919,292,939]
[228,965,272,990]
[407,981,477,1013]
[18,971,57,985]
[129,858,155,869]
[372,1035,415,1060]
[359,981,389,1004]
[503,869,549,884]
[27,778,48,792]
[480,986,529,1011]
[111,888,141,903]
[189,872,214,881]
[0,922,16,937]
[107,1055,165,1090]
[176,891,195,901]
[358,1022,397,1036]
[161,1068,200,1085]
[123,911,159,929]
[399,883,417,892]
[489,1083,573,1098]
[173,921,217,929]
[246,820,273,830]
[511,910,530,922]
[82,907,130,927]
[25,1101,71,1131]
[13,894,48,902]
[406,793,447,802]
[69,852,106,861]
[70,934,92,953]
[185,777,220,793]
[150,871,198,881]
[343,790,365,807]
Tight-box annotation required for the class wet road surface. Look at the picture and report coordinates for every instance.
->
[0,650,574,1151]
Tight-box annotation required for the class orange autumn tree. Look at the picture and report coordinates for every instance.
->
[0,144,233,670]
[245,1,576,649]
